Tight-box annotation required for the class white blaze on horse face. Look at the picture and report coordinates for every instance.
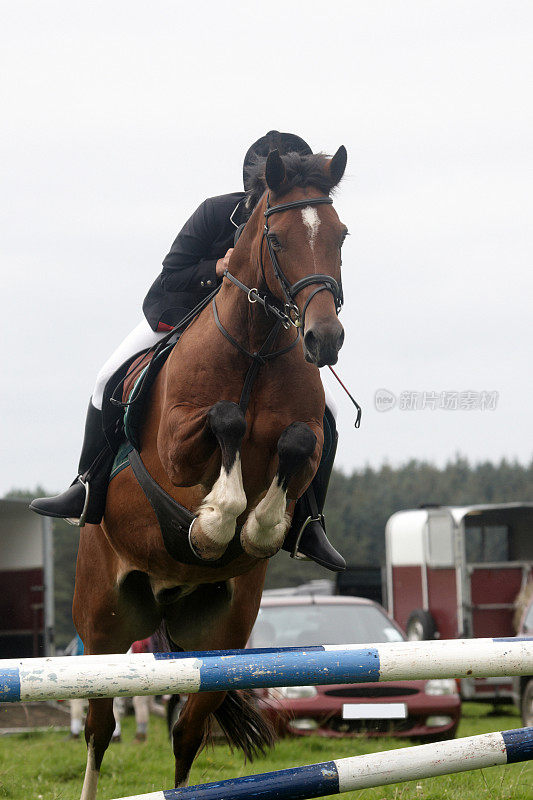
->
[301,206,321,251]
[191,455,247,561]
[240,477,291,559]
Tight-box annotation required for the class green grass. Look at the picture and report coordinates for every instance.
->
[0,703,531,799]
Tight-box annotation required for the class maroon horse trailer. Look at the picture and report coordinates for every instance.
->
[386,503,533,702]
[0,498,54,658]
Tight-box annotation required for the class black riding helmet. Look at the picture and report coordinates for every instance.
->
[243,130,312,191]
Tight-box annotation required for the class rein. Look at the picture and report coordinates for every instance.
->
[216,193,345,413]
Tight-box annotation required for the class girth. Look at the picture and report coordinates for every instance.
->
[128,448,244,568]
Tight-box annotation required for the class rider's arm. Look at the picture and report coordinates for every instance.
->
[160,198,220,294]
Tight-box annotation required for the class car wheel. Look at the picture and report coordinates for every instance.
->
[406,609,437,641]
[521,678,533,727]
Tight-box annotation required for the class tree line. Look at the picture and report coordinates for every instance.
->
[6,455,533,648]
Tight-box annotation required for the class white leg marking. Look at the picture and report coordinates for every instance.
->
[191,455,247,560]
[301,206,321,251]
[241,476,291,558]
[80,738,99,800]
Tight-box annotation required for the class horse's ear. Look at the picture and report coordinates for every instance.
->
[328,145,347,188]
[265,149,286,192]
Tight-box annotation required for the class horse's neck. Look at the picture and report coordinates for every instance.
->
[217,224,292,355]
[216,273,283,355]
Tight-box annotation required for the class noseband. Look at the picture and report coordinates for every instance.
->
[260,194,344,329]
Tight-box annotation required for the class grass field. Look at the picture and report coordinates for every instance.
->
[0,702,531,800]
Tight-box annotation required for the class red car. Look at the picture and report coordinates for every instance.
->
[250,594,461,740]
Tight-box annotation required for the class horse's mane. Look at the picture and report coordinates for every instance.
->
[245,152,337,211]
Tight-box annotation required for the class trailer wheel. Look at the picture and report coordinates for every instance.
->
[521,678,533,727]
[406,609,437,640]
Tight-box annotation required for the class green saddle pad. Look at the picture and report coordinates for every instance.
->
[110,439,134,482]
[109,363,149,483]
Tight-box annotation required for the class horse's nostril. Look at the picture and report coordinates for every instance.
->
[337,327,345,350]
[304,329,318,354]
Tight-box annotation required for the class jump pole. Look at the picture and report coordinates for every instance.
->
[112,726,533,800]
[1,637,532,702]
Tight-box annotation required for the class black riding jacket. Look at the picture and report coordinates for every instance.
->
[143,192,247,331]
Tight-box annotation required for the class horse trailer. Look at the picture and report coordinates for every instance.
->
[386,503,533,702]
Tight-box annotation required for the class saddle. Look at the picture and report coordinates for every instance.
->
[102,339,175,455]
[102,336,246,568]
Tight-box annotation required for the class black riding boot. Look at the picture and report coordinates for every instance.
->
[30,400,114,526]
[282,412,346,573]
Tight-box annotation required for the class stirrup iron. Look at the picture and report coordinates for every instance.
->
[289,513,324,560]
[66,475,90,528]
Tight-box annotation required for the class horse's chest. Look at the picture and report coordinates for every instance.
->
[245,411,292,449]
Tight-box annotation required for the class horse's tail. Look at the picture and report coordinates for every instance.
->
[211,688,276,761]
[151,620,173,653]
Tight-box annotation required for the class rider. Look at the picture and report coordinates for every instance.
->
[30,130,346,572]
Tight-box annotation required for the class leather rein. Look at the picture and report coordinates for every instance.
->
[213,193,344,412]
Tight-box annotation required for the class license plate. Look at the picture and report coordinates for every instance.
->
[342,703,407,720]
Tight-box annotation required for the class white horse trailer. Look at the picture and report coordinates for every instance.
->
[386,503,533,701]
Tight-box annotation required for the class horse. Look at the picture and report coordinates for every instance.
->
[72,145,348,799]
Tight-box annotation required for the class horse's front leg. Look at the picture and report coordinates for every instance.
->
[189,401,247,560]
[241,422,318,558]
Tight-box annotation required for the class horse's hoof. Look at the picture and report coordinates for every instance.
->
[239,532,282,560]
[189,517,228,562]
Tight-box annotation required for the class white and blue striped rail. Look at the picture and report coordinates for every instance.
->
[113,726,533,800]
[1,637,532,702]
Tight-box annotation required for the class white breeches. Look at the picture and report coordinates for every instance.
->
[132,694,151,728]
[70,698,86,735]
[92,319,168,410]
[324,386,337,419]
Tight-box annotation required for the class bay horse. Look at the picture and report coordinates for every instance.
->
[73,146,348,799]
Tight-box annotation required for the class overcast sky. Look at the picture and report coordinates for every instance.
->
[1,1,532,495]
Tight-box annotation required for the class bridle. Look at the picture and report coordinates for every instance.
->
[224,193,343,332]
[213,191,344,412]
[261,193,344,327]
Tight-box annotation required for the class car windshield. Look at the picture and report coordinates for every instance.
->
[250,603,405,648]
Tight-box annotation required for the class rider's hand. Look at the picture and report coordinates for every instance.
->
[216,248,234,278]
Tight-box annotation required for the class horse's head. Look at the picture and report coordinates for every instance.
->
[255,147,348,367]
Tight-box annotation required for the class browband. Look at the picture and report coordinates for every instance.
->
[264,196,333,218]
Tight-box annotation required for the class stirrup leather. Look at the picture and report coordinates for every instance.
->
[65,475,90,528]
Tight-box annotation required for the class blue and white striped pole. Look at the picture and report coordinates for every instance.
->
[0,637,532,702]
[112,726,533,800]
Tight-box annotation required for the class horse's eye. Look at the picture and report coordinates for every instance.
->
[267,233,282,251]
